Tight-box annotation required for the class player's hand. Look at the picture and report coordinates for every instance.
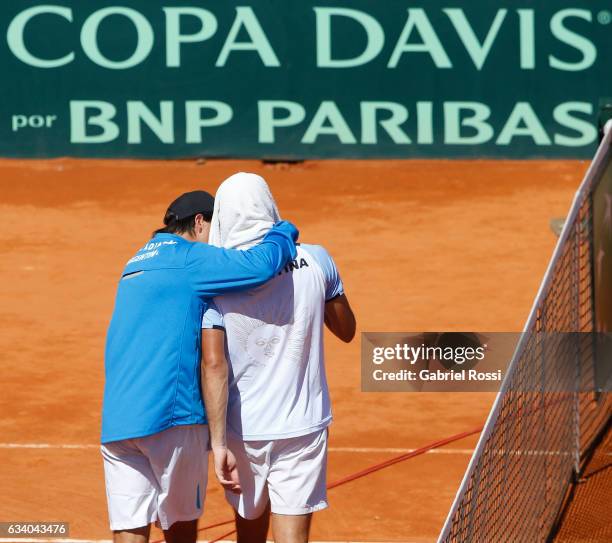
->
[273,220,299,243]
[212,446,241,494]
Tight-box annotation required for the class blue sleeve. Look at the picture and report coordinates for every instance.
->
[187,221,298,298]
[202,300,224,330]
[302,244,344,301]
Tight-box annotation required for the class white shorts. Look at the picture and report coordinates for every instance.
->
[101,425,209,531]
[226,429,328,519]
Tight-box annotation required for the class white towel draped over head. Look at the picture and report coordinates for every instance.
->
[209,172,281,250]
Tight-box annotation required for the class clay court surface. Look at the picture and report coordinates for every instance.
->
[0,158,589,541]
[553,426,612,543]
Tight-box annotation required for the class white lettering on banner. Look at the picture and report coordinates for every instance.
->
[70,100,235,144]
[70,101,119,143]
[12,114,57,132]
[6,5,279,69]
[301,101,357,144]
[496,102,552,146]
[388,8,452,68]
[265,100,596,147]
[163,7,218,68]
[416,102,434,145]
[80,7,154,69]
[444,103,494,145]
[518,9,536,69]
[258,101,306,144]
[66,99,597,148]
[314,7,385,68]
[5,6,600,71]
[443,8,507,70]
[549,9,597,71]
[7,5,74,68]
[186,101,234,144]
[127,101,174,144]
[361,102,411,144]
[215,7,280,67]
[553,102,596,147]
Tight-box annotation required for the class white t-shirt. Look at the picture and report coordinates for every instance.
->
[202,244,344,440]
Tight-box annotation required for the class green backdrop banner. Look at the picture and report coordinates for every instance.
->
[1,1,610,159]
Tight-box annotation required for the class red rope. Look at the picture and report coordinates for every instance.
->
[151,427,482,543]
[328,427,482,490]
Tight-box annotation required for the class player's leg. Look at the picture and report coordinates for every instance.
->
[235,501,271,543]
[141,425,210,543]
[224,435,272,542]
[112,526,150,543]
[101,440,159,542]
[163,520,198,543]
[271,513,312,543]
[267,429,329,543]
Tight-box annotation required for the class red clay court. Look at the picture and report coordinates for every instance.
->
[0,158,594,541]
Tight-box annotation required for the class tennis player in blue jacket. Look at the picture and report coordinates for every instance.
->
[101,190,298,543]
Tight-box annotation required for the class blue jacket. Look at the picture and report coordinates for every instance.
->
[101,222,297,443]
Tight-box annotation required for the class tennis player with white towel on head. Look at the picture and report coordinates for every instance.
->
[202,172,356,543]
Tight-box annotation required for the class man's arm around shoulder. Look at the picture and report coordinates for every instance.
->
[189,221,299,298]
